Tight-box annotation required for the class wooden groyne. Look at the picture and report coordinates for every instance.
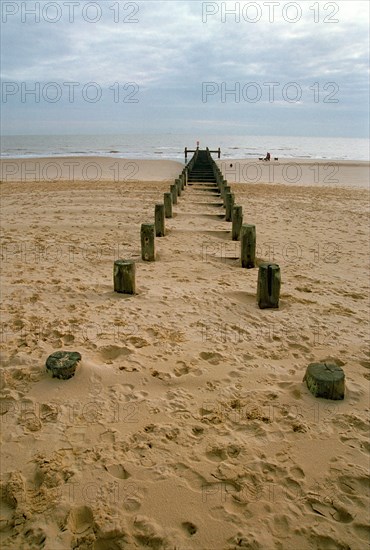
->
[114,147,281,309]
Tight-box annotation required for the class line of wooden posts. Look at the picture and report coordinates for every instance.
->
[113,160,193,296]
[206,149,281,309]
[113,148,280,309]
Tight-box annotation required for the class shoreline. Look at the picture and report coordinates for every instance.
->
[0,156,369,188]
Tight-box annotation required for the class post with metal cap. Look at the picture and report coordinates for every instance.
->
[164,193,172,218]
[240,224,256,268]
[232,205,243,240]
[141,223,155,261]
[114,259,136,294]
[257,262,281,308]
[155,204,165,237]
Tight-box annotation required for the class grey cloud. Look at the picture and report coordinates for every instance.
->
[0,0,368,136]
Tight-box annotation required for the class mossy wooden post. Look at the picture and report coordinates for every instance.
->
[303,362,345,400]
[155,204,165,237]
[257,262,280,308]
[176,178,182,197]
[180,174,185,190]
[114,259,136,294]
[164,192,172,218]
[141,223,155,261]
[225,193,235,222]
[170,184,178,205]
[232,205,243,240]
[219,178,224,195]
[223,185,231,205]
[240,224,256,268]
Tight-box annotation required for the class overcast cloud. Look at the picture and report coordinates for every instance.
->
[1,0,369,136]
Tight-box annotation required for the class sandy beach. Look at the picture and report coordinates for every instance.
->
[1,157,369,188]
[0,157,369,549]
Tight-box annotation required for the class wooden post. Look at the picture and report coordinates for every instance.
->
[176,178,182,197]
[225,193,235,221]
[164,192,172,218]
[232,205,243,240]
[184,168,188,186]
[219,179,224,195]
[114,259,136,294]
[141,223,155,261]
[257,262,280,308]
[240,224,256,268]
[170,184,178,205]
[155,204,165,237]
[303,362,345,400]
[223,185,231,205]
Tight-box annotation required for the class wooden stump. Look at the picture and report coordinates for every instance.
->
[225,193,235,222]
[46,351,81,380]
[303,362,345,400]
[164,192,172,218]
[170,184,178,205]
[232,205,243,240]
[141,223,155,261]
[257,262,280,308]
[240,224,256,268]
[114,259,136,294]
[155,204,165,237]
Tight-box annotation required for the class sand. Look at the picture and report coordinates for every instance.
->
[0,157,369,549]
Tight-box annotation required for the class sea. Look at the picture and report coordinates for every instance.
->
[1,134,369,162]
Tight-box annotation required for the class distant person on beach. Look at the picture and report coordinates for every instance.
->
[264,152,271,161]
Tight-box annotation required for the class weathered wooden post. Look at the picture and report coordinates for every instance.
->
[240,224,256,268]
[141,223,155,261]
[180,174,185,190]
[223,185,231,205]
[219,179,224,195]
[225,193,235,221]
[114,259,136,294]
[155,204,165,237]
[170,184,178,205]
[164,192,172,218]
[303,362,345,400]
[257,262,280,308]
[184,168,188,186]
[176,178,182,197]
[232,205,243,240]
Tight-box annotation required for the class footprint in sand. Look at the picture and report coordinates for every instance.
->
[99,345,132,362]
[199,351,224,365]
[133,515,168,549]
[181,521,197,536]
[104,464,131,480]
[23,527,47,549]
[67,505,94,535]
[174,362,190,377]
[308,496,354,523]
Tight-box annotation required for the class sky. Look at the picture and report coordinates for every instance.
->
[1,0,369,137]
